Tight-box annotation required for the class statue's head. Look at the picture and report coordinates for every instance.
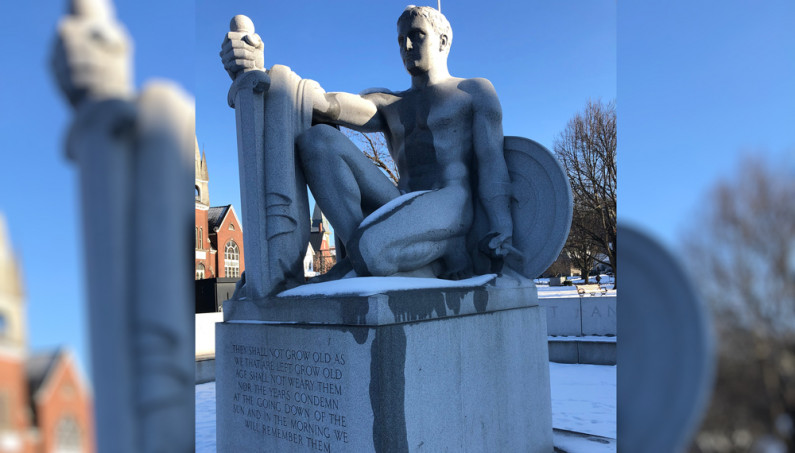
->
[397,5,452,75]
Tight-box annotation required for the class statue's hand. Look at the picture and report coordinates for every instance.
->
[220,15,265,81]
[52,8,133,108]
[480,231,513,259]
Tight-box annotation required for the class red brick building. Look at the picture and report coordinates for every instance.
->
[195,145,245,280]
[305,205,336,277]
[0,216,94,453]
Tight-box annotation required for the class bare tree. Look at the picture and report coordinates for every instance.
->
[554,100,617,283]
[342,128,399,184]
[564,201,603,283]
[684,156,795,453]
[544,254,572,278]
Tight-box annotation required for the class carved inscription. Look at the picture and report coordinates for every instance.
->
[229,343,349,452]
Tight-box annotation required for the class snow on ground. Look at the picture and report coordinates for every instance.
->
[550,363,616,439]
[196,382,216,451]
[535,274,616,299]
[196,363,616,452]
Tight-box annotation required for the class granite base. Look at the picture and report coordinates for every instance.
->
[216,281,553,452]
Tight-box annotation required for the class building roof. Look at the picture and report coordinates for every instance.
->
[26,349,62,425]
[310,204,322,233]
[207,205,230,232]
[309,231,324,254]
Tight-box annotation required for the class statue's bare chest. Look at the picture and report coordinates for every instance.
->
[384,88,472,141]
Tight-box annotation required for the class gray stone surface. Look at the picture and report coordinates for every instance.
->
[548,341,579,364]
[52,0,133,108]
[618,225,715,453]
[221,7,572,295]
[540,296,616,336]
[225,274,537,324]
[53,1,195,451]
[580,297,617,336]
[548,340,616,365]
[578,341,616,365]
[539,297,583,337]
[196,357,216,385]
[216,289,552,453]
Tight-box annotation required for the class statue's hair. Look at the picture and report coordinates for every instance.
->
[398,5,453,50]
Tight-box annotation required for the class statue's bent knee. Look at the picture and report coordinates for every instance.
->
[347,226,399,277]
[296,124,340,158]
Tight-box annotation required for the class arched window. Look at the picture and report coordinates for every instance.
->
[195,186,201,201]
[229,223,235,231]
[195,227,203,250]
[196,263,205,280]
[225,241,240,278]
[54,415,82,453]
[0,313,6,338]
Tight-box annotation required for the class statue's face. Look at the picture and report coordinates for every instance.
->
[397,15,443,75]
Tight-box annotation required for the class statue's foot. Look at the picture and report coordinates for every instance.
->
[439,246,473,280]
[392,263,437,278]
[439,267,474,280]
[307,257,355,284]
[494,266,533,287]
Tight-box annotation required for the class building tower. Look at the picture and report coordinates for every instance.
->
[195,139,212,279]
[195,139,210,208]
[0,213,32,452]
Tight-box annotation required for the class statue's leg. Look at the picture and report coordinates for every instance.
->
[296,125,400,245]
[348,185,474,277]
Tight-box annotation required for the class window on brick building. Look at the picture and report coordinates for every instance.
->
[195,186,200,201]
[195,227,203,250]
[225,241,240,278]
[196,263,205,280]
[54,415,82,453]
[229,223,235,231]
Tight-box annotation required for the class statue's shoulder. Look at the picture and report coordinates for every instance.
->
[458,77,497,95]
[457,78,500,112]
[359,87,398,96]
[359,87,404,108]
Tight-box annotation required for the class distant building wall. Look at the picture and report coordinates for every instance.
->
[195,207,214,278]
[33,353,95,453]
[213,210,244,279]
[0,357,34,453]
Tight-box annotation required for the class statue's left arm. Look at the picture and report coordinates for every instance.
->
[470,78,513,257]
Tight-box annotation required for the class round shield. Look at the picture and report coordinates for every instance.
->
[618,224,715,452]
[503,136,573,279]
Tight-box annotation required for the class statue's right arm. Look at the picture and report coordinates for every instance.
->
[220,29,384,132]
[311,90,384,132]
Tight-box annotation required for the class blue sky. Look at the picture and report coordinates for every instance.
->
[2,0,792,384]
[620,1,795,248]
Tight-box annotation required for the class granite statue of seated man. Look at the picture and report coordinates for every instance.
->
[221,6,571,297]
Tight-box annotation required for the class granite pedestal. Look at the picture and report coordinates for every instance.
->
[216,277,553,452]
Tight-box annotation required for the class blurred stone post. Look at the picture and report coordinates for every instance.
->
[52,0,195,450]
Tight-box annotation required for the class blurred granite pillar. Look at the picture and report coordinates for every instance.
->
[53,0,195,450]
